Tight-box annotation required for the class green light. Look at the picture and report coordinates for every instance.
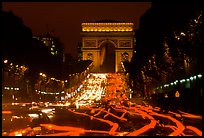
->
[164,84,169,87]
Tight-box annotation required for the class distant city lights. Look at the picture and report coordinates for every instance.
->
[156,74,202,90]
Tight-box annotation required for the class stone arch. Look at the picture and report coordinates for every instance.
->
[98,39,117,48]
[81,22,134,72]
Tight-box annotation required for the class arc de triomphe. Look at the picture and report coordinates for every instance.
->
[81,22,134,72]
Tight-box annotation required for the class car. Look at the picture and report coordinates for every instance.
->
[2,108,51,136]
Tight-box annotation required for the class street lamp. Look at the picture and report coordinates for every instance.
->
[175,91,180,98]
[4,60,8,63]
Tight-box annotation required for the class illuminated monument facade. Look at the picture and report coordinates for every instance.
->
[81,21,134,72]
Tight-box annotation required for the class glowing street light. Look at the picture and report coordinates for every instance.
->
[190,76,194,80]
[4,60,8,63]
[180,32,186,36]
[175,91,180,98]
[164,94,168,98]
[197,74,202,78]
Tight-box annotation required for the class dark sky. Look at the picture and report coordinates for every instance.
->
[3,2,151,59]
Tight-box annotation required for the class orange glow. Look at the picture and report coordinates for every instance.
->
[40,124,85,133]
[186,126,202,136]
[178,111,202,119]
[41,131,82,136]
[2,110,12,114]
[149,111,185,136]
[9,127,32,136]
[128,119,157,136]
[93,109,102,117]
[2,73,202,136]
[65,93,202,136]
[109,123,119,135]
[82,23,133,32]
[127,106,157,136]
[69,107,120,135]
[22,130,26,133]
[168,111,182,118]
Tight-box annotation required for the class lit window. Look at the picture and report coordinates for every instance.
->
[52,45,55,48]
[51,48,54,51]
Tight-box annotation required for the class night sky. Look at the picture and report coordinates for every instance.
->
[3,2,151,59]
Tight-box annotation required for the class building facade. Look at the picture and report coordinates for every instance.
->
[33,34,64,61]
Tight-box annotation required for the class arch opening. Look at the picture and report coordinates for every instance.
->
[100,42,115,73]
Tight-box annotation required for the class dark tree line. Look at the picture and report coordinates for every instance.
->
[2,10,33,65]
[129,3,202,98]
[2,10,64,100]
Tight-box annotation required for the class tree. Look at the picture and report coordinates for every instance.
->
[2,10,33,65]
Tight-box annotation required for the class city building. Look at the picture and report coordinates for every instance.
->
[32,33,64,62]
